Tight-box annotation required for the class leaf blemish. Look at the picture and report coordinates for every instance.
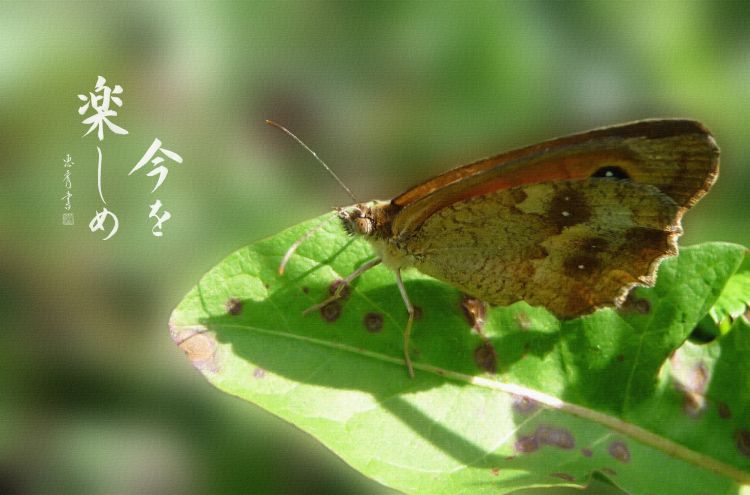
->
[225,297,243,316]
[581,448,593,457]
[683,391,706,418]
[689,363,709,391]
[320,301,342,322]
[363,312,383,333]
[718,401,731,419]
[511,395,538,415]
[178,331,218,373]
[301,286,309,294]
[413,306,423,320]
[536,426,575,449]
[735,429,750,458]
[681,362,709,418]
[461,295,487,331]
[516,426,574,454]
[514,435,539,453]
[622,294,651,314]
[474,342,497,373]
[601,467,617,476]
[491,467,500,477]
[253,367,267,379]
[608,441,631,463]
[329,279,351,299]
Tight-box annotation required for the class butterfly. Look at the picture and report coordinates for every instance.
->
[272,119,719,376]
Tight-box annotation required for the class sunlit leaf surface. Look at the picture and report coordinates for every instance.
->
[170,215,750,495]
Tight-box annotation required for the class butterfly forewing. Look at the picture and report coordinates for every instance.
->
[391,119,718,237]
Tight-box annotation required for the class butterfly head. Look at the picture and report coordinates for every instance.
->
[337,200,397,239]
[338,204,375,237]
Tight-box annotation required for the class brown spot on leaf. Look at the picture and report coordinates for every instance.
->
[177,331,218,373]
[301,286,309,294]
[474,342,497,373]
[329,279,351,299]
[550,472,575,482]
[718,402,731,419]
[363,312,383,333]
[690,363,709,391]
[679,362,709,418]
[320,301,342,322]
[225,297,243,316]
[412,306,423,320]
[491,467,500,477]
[608,441,631,463]
[512,395,538,415]
[461,295,487,331]
[736,429,750,458]
[514,435,539,453]
[683,391,706,419]
[622,294,651,314]
[549,186,591,230]
[601,467,617,476]
[581,448,593,457]
[536,426,575,449]
[253,367,266,379]
[615,354,625,362]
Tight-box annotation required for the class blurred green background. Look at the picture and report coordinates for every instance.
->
[1,1,748,494]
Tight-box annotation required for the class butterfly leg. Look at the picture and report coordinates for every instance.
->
[302,257,382,315]
[395,268,415,378]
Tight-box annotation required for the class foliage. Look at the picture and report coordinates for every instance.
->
[170,216,750,494]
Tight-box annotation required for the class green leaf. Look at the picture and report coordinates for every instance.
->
[710,251,750,328]
[690,249,750,341]
[170,215,750,494]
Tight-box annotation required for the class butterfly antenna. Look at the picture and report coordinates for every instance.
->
[278,213,337,275]
[265,119,358,203]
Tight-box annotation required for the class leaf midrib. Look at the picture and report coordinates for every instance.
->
[185,319,750,485]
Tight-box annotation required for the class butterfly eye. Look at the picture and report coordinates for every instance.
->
[592,165,630,180]
[354,217,374,235]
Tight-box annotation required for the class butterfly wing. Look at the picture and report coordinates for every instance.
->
[391,119,718,236]
[400,178,682,317]
[389,120,718,318]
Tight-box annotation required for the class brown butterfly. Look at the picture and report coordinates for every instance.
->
[272,119,719,376]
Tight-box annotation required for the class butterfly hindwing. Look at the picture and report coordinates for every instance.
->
[401,178,680,317]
